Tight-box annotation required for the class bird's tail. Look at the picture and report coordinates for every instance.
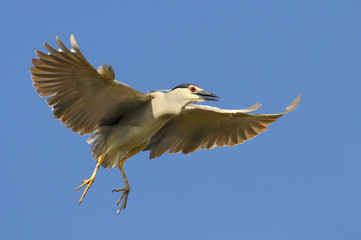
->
[87,127,127,169]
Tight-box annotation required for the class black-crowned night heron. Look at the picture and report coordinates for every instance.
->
[31,35,300,214]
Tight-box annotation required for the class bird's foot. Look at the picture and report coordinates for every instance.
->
[112,184,130,214]
[73,177,95,205]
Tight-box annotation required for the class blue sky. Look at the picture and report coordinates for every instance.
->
[1,0,360,239]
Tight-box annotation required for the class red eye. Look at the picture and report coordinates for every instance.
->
[189,86,196,92]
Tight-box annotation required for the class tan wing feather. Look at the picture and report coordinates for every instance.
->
[31,35,151,135]
[145,94,300,158]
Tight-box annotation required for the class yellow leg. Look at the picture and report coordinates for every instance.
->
[112,142,148,214]
[74,154,105,205]
[113,160,130,214]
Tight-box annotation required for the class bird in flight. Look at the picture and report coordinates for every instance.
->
[31,35,300,214]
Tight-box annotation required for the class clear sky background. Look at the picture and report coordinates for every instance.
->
[1,0,360,239]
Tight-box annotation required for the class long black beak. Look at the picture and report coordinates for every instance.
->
[197,90,220,101]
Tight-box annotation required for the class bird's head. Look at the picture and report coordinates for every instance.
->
[170,83,220,104]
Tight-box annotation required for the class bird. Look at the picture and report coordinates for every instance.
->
[31,34,300,214]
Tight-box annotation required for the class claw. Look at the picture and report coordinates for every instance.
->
[74,177,95,205]
[112,187,126,193]
[113,185,130,214]
[73,157,103,205]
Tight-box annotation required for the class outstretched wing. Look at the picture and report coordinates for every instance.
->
[31,35,151,135]
[144,95,300,158]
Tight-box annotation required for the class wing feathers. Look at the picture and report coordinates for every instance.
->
[31,35,151,135]
[145,95,300,158]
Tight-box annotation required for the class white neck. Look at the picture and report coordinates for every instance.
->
[149,91,190,119]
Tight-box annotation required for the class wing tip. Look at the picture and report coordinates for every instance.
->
[248,103,262,112]
[69,34,86,58]
[70,34,77,49]
[285,93,301,113]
